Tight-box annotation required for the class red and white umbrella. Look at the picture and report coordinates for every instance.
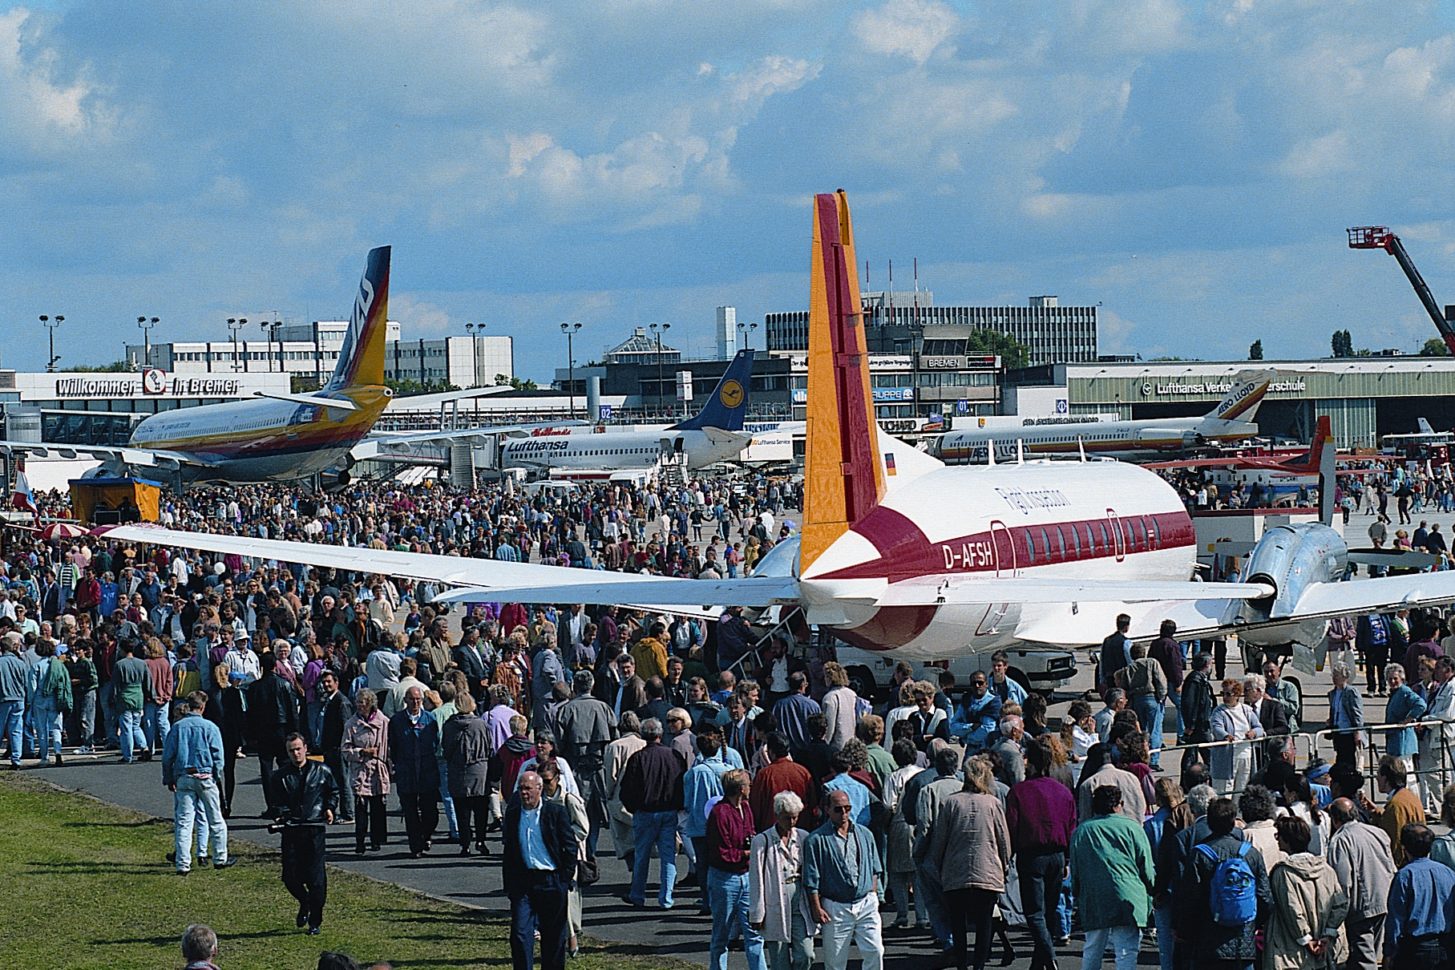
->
[39,522,89,541]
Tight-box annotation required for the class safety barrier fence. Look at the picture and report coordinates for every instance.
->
[1152,716,1454,806]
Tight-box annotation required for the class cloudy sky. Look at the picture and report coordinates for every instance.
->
[5,0,1455,378]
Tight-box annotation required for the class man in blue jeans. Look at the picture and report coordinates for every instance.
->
[706,769,764,970]
[618,717,686,908]
[113,639,153,763]
[0,632,27,768]
[162,691,233,875]
[1121,642,1168,769]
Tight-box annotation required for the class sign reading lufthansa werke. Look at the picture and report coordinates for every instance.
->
[53,373,243,399]
[1139,379,1307,397]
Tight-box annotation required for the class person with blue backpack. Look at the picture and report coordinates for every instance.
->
[1173,796,1272,970]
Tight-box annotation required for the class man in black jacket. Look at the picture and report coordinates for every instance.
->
[271,732,338,934]
[504,770,577,970]
[248,652,300,819]
[316,670,351,823]
[1179,652,1216,788]
[453,628,491,703]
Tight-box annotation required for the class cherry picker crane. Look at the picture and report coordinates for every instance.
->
[1347,225,1455,354]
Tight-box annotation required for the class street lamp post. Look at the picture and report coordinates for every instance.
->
[136,316,159,368]
[40,315,64,372]
[560,322,582,418]
[649,322,671,417]
[227,317,249,372]
[736,320,758,352]
[261,319,283,373]
[465,322,486,388]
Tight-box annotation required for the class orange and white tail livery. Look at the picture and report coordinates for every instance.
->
[800,191,887,572]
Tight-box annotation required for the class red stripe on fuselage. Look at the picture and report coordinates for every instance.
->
[820,509,1195,582]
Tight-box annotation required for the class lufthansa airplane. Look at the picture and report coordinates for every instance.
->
[497,349,756,476]
[3,247,395,486]
[929,368,1276,464]
[103,193,1455,657]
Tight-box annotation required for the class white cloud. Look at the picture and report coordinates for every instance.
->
[727,55,819,108]
[852,0,958,66]
[0,7,112,155]
[1276,129,1353,178]
[389,293,455,337]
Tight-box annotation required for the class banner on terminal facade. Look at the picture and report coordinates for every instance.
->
[1138,378,1307,397]
[50,370,244,399]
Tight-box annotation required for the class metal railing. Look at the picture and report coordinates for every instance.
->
[1149,716,1455,806]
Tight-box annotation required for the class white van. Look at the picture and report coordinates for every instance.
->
[832,643,1078,702]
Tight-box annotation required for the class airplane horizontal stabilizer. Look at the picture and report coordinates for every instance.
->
[253,391,359,411]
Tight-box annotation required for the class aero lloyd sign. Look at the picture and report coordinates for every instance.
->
[49,369,245,399]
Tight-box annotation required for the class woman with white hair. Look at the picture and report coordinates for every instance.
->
[1209,679,1264,802]
[749,790,815,970]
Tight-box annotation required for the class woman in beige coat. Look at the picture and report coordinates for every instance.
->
[342,688,391,854]
[927,757,1012,970]
[748,790,814,970]
[1266,816,1349,970]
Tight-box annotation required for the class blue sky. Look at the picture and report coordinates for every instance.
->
[5,1,1455,379]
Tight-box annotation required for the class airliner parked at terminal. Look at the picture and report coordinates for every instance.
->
[497,350,756,475]
[1,248,394,485]
[929,370,1276,464]
[106,193,1455,658]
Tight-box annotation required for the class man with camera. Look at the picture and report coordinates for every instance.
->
[270,732,338,935]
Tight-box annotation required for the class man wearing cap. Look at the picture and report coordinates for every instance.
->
[223,632,260,686]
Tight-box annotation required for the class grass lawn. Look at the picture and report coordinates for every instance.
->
[0,773,691,970]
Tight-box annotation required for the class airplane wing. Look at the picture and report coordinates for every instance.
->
[0,440,217,469]
[872,576,1275,607]
[1143,456,1249,470]
[1013,571,1455,646]
[350,422,590,462]
[96,525,797,605]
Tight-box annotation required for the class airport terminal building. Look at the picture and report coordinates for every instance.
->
[0,368,290,446]
[1008,358,1455,447]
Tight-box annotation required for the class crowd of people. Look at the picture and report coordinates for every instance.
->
[1,472,1454,970]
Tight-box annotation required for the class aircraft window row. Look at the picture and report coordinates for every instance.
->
[1020,514,1170,567]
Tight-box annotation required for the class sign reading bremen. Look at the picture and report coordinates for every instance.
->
[54,374,242,398]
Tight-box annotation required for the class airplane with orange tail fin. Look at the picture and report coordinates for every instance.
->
[101,195,1455,654]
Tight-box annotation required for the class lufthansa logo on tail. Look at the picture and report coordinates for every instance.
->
[719,380,745,408]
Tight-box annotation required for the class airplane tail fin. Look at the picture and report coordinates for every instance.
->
[801,191,884,573]
[671,348,755,431]
[323,246,391,392]
[1419,417,1435,435]
[1207,368,1276,421]
[1313,417,1336,526]
[1285,416,1333,474]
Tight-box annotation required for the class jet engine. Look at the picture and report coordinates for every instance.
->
[1231,523,1347,647]
[318,456,355,493]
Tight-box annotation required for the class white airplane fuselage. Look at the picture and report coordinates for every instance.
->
[934,416,1259,463]
[126,389,389,483]
[500,427,749,473]
[780,460,1196,657]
